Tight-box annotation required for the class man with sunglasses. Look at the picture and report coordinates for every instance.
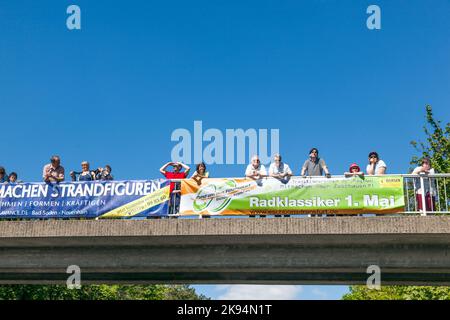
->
[301,148,331,178]
[366,151,387,175]
[43,155,65,183]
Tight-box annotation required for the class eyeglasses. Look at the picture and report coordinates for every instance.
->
[369,156,377,159]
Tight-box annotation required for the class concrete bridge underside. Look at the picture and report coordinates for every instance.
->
[0,216,450,285]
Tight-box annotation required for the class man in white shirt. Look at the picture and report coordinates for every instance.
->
[269,153,293,183]
[269,153,293,217]
[245,155,267,218]
[245,155,267,180]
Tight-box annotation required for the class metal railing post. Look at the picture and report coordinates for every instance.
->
[420,176,427,216]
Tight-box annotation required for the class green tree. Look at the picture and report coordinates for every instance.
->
[344,105,450,300]
[0,284,208,300]
[410,105,450,173]
[343,286,450,300]
[405,105,450,212]
[163,285,210,300]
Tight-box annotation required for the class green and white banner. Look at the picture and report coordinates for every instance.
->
[180,175,405,215]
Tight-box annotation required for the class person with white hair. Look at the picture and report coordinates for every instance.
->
[269,153,293,183]
[245,155,267,218]
[70,161,95,181]
[245,155,267,180]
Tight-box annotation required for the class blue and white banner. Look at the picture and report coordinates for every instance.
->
[0,180,170,219]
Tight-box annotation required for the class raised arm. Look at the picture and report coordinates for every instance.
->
[245,166,258,179]
[269,165,280,178]
[366,163,375,175]
[179,162,190,176]
[284,165,293,177]
[160,162,173,175]
[301,160,307,176]
[320,159,330,176]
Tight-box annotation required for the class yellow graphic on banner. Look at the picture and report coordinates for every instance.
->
[379,177,402,188]
[101,186,170,218]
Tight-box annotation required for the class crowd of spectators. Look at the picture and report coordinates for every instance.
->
[1,155,114,185]
[0,149,409,185]
[0,150,438,214]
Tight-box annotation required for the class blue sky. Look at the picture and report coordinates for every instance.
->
[1,0,449,299]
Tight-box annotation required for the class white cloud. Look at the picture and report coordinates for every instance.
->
[216,285,303,300]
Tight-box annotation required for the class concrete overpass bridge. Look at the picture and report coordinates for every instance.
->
[1,216,450,285]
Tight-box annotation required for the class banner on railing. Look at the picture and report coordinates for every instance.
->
[0,180,170,219]
[180,176,405,215]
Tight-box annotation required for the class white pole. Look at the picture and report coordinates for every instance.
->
[420,176,427,216]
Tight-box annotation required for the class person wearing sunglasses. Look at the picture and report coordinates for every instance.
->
[301,148,331,178]
[366,151,387,175]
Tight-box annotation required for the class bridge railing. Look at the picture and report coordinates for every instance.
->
[1,174,449,219]
[400,173,450,216]
[170,173,450,217]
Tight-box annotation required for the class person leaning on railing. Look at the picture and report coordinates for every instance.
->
[343,163,364,216]
[269,153,293,217]
[344,163,364,177]
[43,155,65,183]
[191,162,209,186]
[245,155,267,182]
[366,151,387,175]
[269,153,293,183]
[412,157,436,212]
[245,155,267,218]
[7,172,23,183]
[191,162,210,218]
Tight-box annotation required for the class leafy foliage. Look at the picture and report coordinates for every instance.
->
[344,106,450,300]
[343,286,450,300]
[410,105,450,173]
[0,284,208,300]
[163,285,210,300]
